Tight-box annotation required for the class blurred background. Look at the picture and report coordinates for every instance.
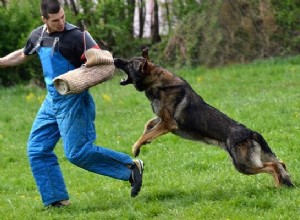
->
[0,0,300,86]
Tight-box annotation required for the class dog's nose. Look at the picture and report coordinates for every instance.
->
[114,58,125,68]
[113,58,119,66]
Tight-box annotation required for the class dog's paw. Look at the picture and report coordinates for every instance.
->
[132,145,141,157]
[132,149,140,157]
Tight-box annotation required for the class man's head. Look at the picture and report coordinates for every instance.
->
[41,0,65,33]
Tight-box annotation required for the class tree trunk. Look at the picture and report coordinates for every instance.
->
[69,0,78,15]
[69,0,85,30]
[138,0,145,38]
[151,0,161,43]
[63,0,69,8]
[127,0,136,37]
[0,0,7,7]
[164,0,171,33]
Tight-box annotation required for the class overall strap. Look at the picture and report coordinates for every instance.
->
[83,30,87,52]
[28,24,47,55]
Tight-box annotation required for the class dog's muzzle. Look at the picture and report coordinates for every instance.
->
[114,58,133,85]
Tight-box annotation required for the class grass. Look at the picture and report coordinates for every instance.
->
[0,56,299,219]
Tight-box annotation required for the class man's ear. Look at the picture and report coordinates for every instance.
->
[41,16,47,24]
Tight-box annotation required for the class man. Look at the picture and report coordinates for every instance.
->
[0,0,144,208]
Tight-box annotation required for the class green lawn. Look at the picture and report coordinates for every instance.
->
[0,56,299,219]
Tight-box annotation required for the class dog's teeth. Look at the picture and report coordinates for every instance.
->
[120,79,127,85]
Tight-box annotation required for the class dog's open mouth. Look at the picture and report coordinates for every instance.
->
[120,74,133,85]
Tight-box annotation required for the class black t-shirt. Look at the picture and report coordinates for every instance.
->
[23,22,99,68]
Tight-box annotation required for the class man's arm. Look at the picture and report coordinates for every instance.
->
[0,49,31,68]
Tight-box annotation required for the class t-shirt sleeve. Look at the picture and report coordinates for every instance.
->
[80,31,100,61]
[23,30,37,55]
[84,31,100,50]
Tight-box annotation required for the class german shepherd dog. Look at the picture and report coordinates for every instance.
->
[114,49,294,187]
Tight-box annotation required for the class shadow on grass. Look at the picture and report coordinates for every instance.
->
[142,181,297,207]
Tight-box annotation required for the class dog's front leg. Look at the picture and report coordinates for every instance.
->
[143,117,161,134]
[132,119,177,157]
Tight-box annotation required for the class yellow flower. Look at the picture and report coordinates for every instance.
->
[289,67,296,73]
[102,94,111,102]
[197,76,203,83]
[37,95,45,104]
[25,93,35,102]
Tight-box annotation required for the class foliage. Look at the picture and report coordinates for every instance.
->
[271,0,300,53]
[160,0,284,67]
[0,0,150,87]
[0,0,42,86]
[67,0,147,58]
[172,0,202,18]
[1,0,300,85]
[0,56,299,219]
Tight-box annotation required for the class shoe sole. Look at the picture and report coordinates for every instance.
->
[131,159,144,197]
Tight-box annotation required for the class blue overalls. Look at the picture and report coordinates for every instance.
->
[27,27,134,206]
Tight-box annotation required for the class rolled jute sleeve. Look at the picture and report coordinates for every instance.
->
[53,49,115,95]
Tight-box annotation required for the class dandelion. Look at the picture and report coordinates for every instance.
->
[289,67,296,73]
[25,93,35,102]
[116,135,121,145]
[37,95,45,104]
[197,76,203,83]
[102,94,111,102]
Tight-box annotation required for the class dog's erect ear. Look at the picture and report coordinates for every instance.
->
[142,47,150,61]
[139,58,148,74]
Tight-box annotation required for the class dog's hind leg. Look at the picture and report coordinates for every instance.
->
[251,132,295,187]
[228,139,294,187]
[248,161,294,187]
[260,160,294,187]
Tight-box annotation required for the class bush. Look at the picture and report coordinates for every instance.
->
[159,0,300,67]
[0,0,42,87]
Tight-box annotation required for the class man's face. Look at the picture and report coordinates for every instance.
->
[42,7,65,33]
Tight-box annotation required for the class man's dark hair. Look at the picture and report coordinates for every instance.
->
[41,0,61,19]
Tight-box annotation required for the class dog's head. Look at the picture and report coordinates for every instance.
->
[114,48,152,91]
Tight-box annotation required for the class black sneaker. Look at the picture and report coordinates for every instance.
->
[129,159,144,197]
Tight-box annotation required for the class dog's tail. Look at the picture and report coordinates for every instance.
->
[251,131,295,187]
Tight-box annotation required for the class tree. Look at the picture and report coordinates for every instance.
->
[137,0,146,38]
[0,0,7,7]
[151,0,161,43]
[2,0,300,86]
[0,0,42,86]
[160,0,300,67]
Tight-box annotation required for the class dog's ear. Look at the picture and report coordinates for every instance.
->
[142,47,150,61]
[140,58,148,74]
